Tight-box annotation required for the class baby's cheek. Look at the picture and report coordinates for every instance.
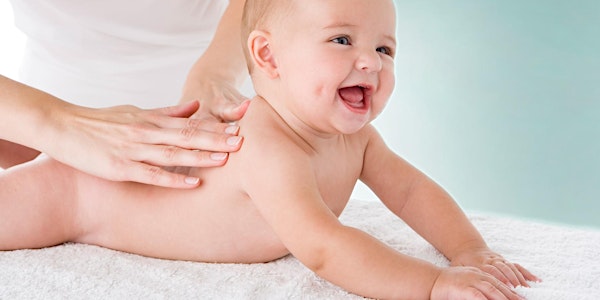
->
[374,78,395,116]
[383,66,396,92]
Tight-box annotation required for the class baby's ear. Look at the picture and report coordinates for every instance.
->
[248,30,279,78]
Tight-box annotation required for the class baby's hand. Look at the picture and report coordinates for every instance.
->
[431,266,524,300]
[451,247,540,288]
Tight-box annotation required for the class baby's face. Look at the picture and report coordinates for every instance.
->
[269,0,396,135]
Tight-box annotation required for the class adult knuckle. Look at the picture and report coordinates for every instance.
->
[146,166,165,183]
[162,146,180,162]
[126,123,152,140]
[186,118,204,128]
[180,126,199,142]
[113,138,133,153]
[191,150,210,164]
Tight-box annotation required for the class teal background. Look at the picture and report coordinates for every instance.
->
[354,1,600,228]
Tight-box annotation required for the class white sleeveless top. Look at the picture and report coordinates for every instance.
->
[10,0,228,108]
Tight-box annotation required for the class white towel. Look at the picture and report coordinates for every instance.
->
[1,200,599,299]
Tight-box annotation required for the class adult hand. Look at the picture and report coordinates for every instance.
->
[44,100,243,188]
[450,247,541,288]
[181,77,251,123]
[179,0,250,123]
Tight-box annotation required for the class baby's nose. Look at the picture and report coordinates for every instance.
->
[355,50,383,73]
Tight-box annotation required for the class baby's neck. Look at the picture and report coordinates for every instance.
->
[247,96,346,152]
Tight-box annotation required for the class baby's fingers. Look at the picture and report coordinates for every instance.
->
[476,277,525,300]
[490,261,540,288]
[515,263,542,283]
[434,267,526,300]
[505,263,530,287]
[488,261,526,288]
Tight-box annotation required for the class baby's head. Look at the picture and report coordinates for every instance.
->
[242,0,397,135]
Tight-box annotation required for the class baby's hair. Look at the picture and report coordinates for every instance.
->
[241,0,294,73]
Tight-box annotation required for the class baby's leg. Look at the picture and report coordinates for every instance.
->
[0,156,81,250]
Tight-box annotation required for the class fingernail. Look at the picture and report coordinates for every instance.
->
[185,177,200,185]
[210,152,228,161]
[227,136,242,146]
[225,125,239,134]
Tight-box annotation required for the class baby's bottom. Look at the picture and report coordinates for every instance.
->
[0,156,83,250]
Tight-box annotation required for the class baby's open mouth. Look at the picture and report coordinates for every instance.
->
[338,85,369,111]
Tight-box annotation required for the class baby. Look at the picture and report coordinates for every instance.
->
[0,0,538,298]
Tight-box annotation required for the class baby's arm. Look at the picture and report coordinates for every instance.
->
[237,125,524,299]
[238,137,441,299]
[360,127,540,290]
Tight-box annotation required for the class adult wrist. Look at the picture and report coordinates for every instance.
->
[33,99,77,155]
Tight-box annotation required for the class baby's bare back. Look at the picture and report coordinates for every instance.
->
[75,164,289,263]
[76,151,360,263]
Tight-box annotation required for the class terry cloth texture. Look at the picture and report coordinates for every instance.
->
[1,200,599,299]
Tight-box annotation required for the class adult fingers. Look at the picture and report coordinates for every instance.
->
[141,107,245,154]
[144,105,233,132]
[125,161,202,189]
[138,126,243,154]
[137,145,232,168]
[220,99,251,122]
[156,100,201,118]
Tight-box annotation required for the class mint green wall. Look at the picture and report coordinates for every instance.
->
[354,1,600,228]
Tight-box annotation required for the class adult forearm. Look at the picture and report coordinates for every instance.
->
[0,75,64,152]
[181,0,248,102]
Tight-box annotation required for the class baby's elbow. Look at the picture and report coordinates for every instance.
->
[294,227,347,275]
[298,244,329,274]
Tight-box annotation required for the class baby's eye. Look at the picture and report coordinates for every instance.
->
[376,46,394,57]
[331,36,351,45]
